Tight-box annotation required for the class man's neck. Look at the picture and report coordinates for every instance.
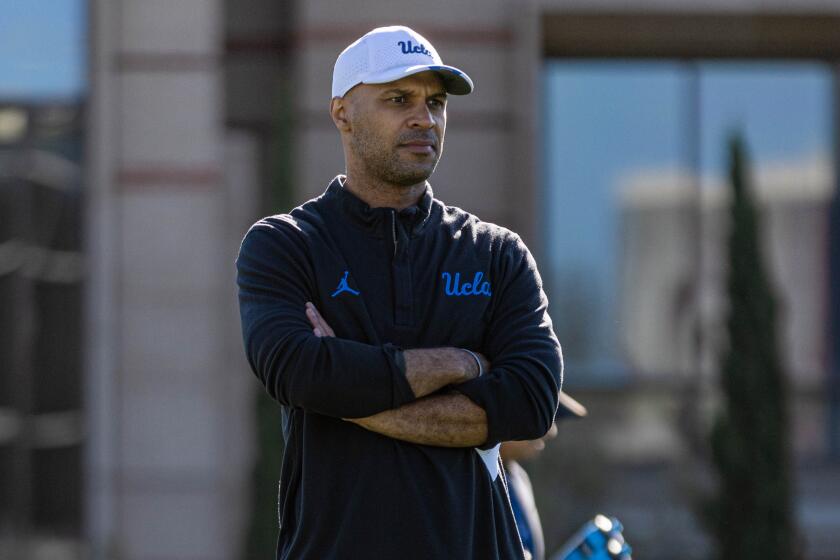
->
[342,173,426,211]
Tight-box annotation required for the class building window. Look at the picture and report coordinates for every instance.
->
[544,61,833,397]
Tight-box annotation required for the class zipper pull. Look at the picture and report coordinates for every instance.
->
[390,209,397,258]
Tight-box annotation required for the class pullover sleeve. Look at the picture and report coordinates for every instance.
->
[453,234,562,447]
[235,218,416,418]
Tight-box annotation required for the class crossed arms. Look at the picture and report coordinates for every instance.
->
[236,218,562,449]
[305,302,490,447]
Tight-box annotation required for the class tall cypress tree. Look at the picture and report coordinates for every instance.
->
[707,133,798,559]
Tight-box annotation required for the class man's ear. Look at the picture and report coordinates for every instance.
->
[330,97,351,132]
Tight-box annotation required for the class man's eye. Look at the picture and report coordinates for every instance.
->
[428,98,444,109]
[390,96,407,104]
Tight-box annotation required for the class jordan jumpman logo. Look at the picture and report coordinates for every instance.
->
[331,270,360,297]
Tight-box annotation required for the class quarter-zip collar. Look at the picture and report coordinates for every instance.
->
[325,175,434,236]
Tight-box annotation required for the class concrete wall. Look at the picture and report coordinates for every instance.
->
[86,1,255,558]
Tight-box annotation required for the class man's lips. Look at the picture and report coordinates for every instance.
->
[399,140,436,154]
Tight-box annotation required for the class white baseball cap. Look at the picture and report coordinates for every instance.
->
[332,25,474,98]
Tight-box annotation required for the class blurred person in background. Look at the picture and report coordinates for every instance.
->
[236,25,562,560]
[502,392,587,560]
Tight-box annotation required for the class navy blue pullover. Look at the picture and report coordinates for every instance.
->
[236,176,562,559]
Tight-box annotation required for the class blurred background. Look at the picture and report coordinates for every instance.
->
[1,0,839,559]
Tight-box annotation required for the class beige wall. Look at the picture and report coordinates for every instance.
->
[86,1,254,558]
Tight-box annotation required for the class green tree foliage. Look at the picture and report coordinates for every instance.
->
[707,134,798,559]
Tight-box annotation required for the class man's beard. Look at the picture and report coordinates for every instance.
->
[349,124,442,187]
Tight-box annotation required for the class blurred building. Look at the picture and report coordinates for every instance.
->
[1,102,85,557]
[616,155,836,524]
[2,0,836,559]
[618,153,833,387]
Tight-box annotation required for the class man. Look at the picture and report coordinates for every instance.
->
[236,25,562,559]
[501,392,587,560]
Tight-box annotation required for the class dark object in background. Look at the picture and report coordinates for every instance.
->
[0,104,85,544]
[705,134,799,559]
[242,391,284,560]
[828,121,840,460]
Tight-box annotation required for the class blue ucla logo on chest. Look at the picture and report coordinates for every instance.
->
[441,271,492,297]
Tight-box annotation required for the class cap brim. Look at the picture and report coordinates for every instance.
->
[555,391,588,420]
[363,64,474,95]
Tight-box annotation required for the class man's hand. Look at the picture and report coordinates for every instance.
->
[306,301,335,338]
[304,302,490,447]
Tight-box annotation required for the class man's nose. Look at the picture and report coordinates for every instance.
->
[408,102,435,128]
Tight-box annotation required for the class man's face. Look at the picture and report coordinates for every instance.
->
[339,71,447,186]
